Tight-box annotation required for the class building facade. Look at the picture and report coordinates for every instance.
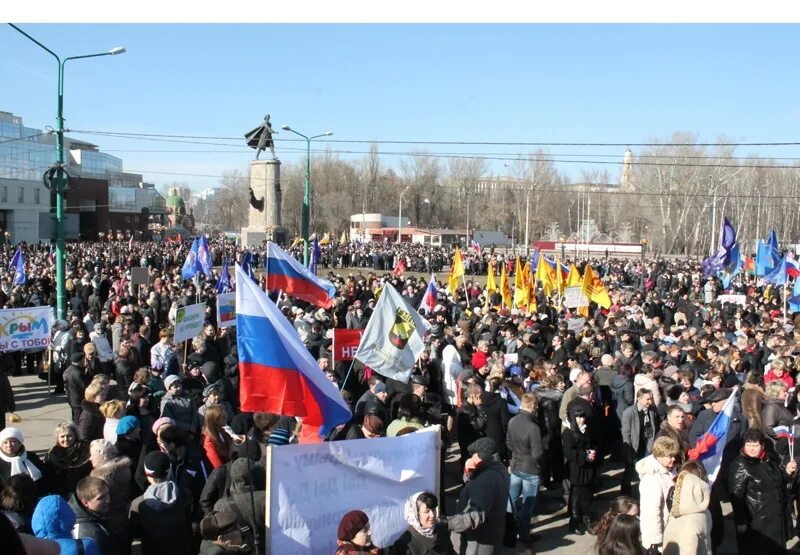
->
[0,110,168,242]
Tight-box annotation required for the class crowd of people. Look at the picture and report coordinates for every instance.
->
[0,236,799,555]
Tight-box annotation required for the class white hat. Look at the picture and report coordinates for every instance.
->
[0,427,23,444]
[569,367,582,384]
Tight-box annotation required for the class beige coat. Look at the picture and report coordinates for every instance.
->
[662,472,713,555]
[636,455,676,548]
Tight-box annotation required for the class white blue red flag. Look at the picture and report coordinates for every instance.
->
[688,386,738,485]
[469,240,481,254]
[419,275,438,315]
[235,264,351,438]
[265,241,336,308]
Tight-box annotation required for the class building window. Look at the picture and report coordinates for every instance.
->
[17,187,23,203]
[0,187,6,203]
[34,188,40,204]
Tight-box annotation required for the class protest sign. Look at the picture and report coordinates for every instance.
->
[266,426,440,554]
[216,293,236,329]
[130,266,150,287]
[566,317,586,333]
[0,306,53,352]
[174,302,206,343]
[718,294,747,306]
[564,286,589,308]
[332,328,363,361]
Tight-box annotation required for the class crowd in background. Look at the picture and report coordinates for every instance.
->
[0,237,797,554]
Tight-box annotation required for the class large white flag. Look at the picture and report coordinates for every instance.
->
[354,285,431,382]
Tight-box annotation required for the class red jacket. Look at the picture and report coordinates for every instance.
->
[764,369,794,389]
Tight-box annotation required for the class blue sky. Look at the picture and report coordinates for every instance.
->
[3,24,800,189]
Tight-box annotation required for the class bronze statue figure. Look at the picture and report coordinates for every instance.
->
[244,114,278,160]
[249,187,264,212]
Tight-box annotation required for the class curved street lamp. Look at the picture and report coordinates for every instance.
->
[9,24,125,319]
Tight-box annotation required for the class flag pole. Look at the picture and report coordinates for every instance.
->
[339,358,357,392]
[265,242,270,294]
[784,281,788,323]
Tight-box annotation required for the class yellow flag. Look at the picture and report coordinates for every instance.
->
[581,264,611,309]
[339,231,348,244]
[320,233,331,246]
[556,257,567,295]
[513,257,528,308]
[566,263,582,288]
[535,254,557,297]
[526,263,537,313]
[500,263,512,308]
[486,261,497,294]
[447,247,465,296]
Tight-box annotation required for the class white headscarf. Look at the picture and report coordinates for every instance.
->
[404,491,436,538]
[0,427,43,481]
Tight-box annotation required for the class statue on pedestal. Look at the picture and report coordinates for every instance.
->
[244,114,278,160]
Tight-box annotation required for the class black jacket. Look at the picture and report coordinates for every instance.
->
[562,425,599,486]
[64,362,89,410]
[76,401,104,442]
[506,410,544,476]
[69,494,117,555]
[447,458,509,547]
[390,523,454,555]
[729,451,793,554]
[0,371,14,414]
[480,391,510,460]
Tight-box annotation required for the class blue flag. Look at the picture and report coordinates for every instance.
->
[181,239,200,280]
[763,255,800,286]
[215,258,232,294]
[768,229,780,260]
[12,248,25,286]
[240,251,258,284]
[756,240,775,276]
[790,275,800,313]
[8,246,21,272]
[197,234,213,278]
[309,236,320,275]
[718,243,741,290]
[702,217,737,277]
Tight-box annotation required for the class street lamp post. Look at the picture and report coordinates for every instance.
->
[559,236,566,261]
[640,239,648,290]
[397,185,411,244]
[9,24,125,320]
[281,125,332,266]
[423,198,432,271]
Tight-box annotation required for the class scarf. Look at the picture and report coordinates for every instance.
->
[404,492,436,539]
[0,448,43,481]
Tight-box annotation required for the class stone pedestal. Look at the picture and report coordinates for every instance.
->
[241,159,287,247]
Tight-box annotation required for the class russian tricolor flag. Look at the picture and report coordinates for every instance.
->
[265,242,336,308]
[774,425,793,440]
[419,275,438,315]
[688,386,738,484]
[235,264,351,438]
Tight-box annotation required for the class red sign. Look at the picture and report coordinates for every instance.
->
[333,329,364,362]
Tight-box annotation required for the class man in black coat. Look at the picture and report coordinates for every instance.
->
[444,437,510,554]
[63,352,89,422]
[70,476,118,554]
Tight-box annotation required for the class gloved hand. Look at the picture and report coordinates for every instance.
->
[736,523,748,534]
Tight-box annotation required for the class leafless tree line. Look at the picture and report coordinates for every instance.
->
[190,132,800,255]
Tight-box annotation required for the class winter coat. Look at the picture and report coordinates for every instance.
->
[762,397,793,437]
[213,490,267,555]
[634,373,662,407]
[611,374,634,421]
[662,473,712,555]
[390,523,454,555]
[764,369,794,389]
[621,403,659,460]
[160,392,200,433]
[506,409,544,476]
[446,457,509,548]
[90,457,132,540]
[69,493,117,555]
[129,481,193,555]
[31,494,101,555]
[636,454,677,548]
[729,451,792,554]
[0,370,14,415]
[0,447,46,493]
[64,363,89,412]
[561,425,599,486]
[43,441,91,498]
[480,391,510,460]
[77,400,105,442]
[654,423,690,467]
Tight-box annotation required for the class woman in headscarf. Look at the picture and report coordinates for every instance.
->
[336,509,381,554]
[0,427,46,495]
[390,491,454,554]
[42,421,91,498]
